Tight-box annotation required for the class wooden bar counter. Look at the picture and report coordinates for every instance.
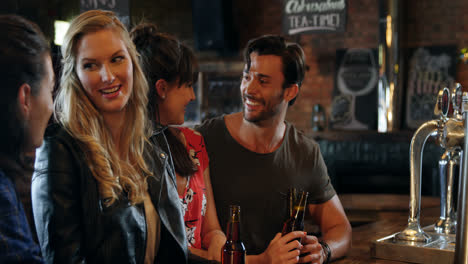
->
[333,194,441,264]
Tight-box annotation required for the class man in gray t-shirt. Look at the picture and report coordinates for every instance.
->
[197,35,351,264]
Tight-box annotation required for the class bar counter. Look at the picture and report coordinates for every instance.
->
[334,194,441,264]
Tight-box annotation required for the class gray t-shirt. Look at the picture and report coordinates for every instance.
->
[197,116,335,254]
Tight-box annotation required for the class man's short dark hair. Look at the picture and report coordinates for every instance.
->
[243,35,306,106]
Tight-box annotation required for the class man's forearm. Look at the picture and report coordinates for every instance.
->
[321,222,352,261]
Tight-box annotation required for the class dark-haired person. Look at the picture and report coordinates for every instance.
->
[131,23,226,262]
[31,10,188,263]
[197,35,352,264]
[0,15,54,263]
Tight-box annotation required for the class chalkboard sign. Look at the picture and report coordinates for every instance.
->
[405,46,456,129]
[80,0,130,27]
[282,0,347,35]
[330,48,378,130]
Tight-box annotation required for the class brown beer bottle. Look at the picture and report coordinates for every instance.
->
[282,191,308,243]
[222,205,246,264]
[286,188,298,219]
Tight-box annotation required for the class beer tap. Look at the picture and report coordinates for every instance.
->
[395,85,463,242]
[435,83,464,235]
[395,117,438,242]
[372,84,466,263]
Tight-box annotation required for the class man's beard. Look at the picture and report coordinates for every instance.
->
[242,95,283,123]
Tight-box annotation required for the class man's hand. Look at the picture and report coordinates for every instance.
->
[259,231,306,264]
[298,235,324,264]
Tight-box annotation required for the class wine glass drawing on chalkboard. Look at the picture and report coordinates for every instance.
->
[333,48,378,130]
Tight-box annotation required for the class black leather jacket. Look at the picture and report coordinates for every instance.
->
[31,124,188,264]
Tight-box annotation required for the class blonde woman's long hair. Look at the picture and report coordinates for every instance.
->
[55,10,151,206]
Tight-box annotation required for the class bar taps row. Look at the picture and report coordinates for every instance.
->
[396,83,464,243]
[391,82,468,263]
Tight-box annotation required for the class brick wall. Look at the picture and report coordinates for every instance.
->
[131,0,193,44]
[6,0,467,132]
[232,0,468,131]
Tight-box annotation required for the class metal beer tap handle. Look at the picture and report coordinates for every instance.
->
[435,148,460,234]
[435,83,464,235]
[438,84,465,150]
[435,88,450,148]
[452,83,463,120]
[435,150,449,232]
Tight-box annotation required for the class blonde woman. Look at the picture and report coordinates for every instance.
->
[31,10,187,263]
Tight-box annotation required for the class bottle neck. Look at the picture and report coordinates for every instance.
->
[295,192,308,219]
[287,188,297,218]
[293,204,306,220]
[226,220,241,241]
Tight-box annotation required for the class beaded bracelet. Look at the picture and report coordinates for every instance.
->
[319,241,331,264]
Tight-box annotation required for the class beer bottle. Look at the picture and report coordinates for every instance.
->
[286,188,298,219]
[222,205,246,264]
[282,191,309,243]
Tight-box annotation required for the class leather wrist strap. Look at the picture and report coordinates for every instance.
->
[319,241,331,264]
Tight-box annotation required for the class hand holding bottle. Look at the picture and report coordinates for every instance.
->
[297,235,325,264]
[259,231,306,264]
[282,190,309,243]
